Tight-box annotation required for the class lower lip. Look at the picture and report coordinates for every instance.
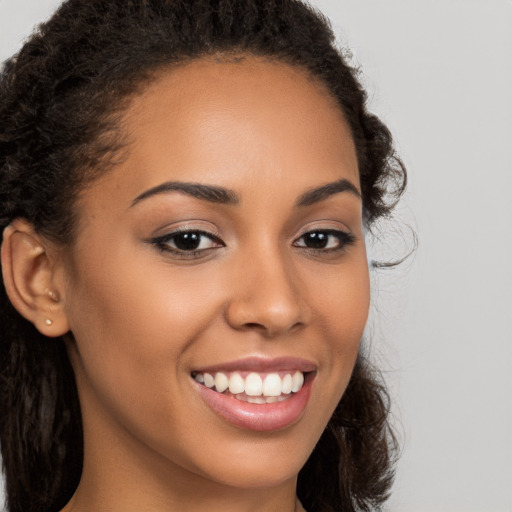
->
[195,375,314,432]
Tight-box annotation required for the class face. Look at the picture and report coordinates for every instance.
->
[61,58,370,493]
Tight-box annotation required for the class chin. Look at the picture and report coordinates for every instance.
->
[197,457,304,490]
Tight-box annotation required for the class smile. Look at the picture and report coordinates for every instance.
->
[193,370,305,404]
[191,357,316,431]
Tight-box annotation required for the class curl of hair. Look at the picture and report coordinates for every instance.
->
[0,1,406,511]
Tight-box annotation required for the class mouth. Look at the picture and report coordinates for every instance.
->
[191,357,316,432]
[192,370,306,404]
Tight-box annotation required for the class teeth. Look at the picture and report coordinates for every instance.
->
[203,373,215,388]
[245,372,263,396]
[262,373,282,397]
[214,372,229,393]
[281,373,292,394]
[194,370,306,399]
[291,371,304,393]
[228,373,245,394]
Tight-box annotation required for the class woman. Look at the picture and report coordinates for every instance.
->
[0,1,406,511]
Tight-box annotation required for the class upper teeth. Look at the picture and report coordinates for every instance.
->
[194,371,305,397]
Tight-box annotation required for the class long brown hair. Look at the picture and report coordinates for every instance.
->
[0,1,406,510]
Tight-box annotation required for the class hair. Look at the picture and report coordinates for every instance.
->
[0,1,406,511]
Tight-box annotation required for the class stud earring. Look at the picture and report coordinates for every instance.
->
[45,318,53,326]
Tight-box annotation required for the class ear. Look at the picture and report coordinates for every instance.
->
[1,219,70,337]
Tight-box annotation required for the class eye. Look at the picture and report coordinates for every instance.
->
[293,229,355,251]
[151,229,224,255]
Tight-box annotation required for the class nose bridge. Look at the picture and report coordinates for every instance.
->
[225,242,308,336]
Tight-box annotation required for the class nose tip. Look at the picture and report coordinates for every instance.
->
[227,301,304,338]
[224,259,310,338]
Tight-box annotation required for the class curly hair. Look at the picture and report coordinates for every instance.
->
[0,1,406,511]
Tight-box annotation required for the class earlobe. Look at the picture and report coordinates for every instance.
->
[1,219,70,337]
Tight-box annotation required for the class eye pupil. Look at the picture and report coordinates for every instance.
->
[174,232,201,250]
[304,232,329,249]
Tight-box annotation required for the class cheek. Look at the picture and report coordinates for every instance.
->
[63,261,221,463]
[314,255,370,342]
[311,255,370,390]
[63,249,229,406]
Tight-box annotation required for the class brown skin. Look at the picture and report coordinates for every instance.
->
[2,58,369,511]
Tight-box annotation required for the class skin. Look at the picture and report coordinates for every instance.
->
[2,58,369,511]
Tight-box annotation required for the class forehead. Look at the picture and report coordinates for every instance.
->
[76,56,360,229]
[129,56,343,119]
[118,57,359,188]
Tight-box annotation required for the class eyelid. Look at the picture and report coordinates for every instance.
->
[159,225,222,239]
[292,219,353,239]
[149,219,221,239]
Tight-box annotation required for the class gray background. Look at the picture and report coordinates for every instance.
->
[1,1,511,511]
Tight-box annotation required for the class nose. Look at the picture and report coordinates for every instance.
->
[224,250,311,338]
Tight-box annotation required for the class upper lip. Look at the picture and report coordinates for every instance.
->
[192,356,317,374]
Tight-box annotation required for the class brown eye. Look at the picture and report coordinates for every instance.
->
[301,232,330,249]
[172,232,204,251]
[294,229,355,251]
[152,230,224,254]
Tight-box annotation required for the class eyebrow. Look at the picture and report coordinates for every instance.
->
[295,178,361,207]
[130,177,360,208]
[130,181,240,207]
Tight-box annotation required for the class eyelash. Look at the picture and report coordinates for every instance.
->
[150,228,356,259]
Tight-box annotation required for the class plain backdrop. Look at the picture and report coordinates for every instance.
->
[1,1,511,511]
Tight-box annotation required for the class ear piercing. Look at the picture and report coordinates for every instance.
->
[46,289,60,302]
[44,290,59,326]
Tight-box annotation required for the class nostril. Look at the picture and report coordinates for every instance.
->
[239,320,304,338]
[244,322,263,329]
